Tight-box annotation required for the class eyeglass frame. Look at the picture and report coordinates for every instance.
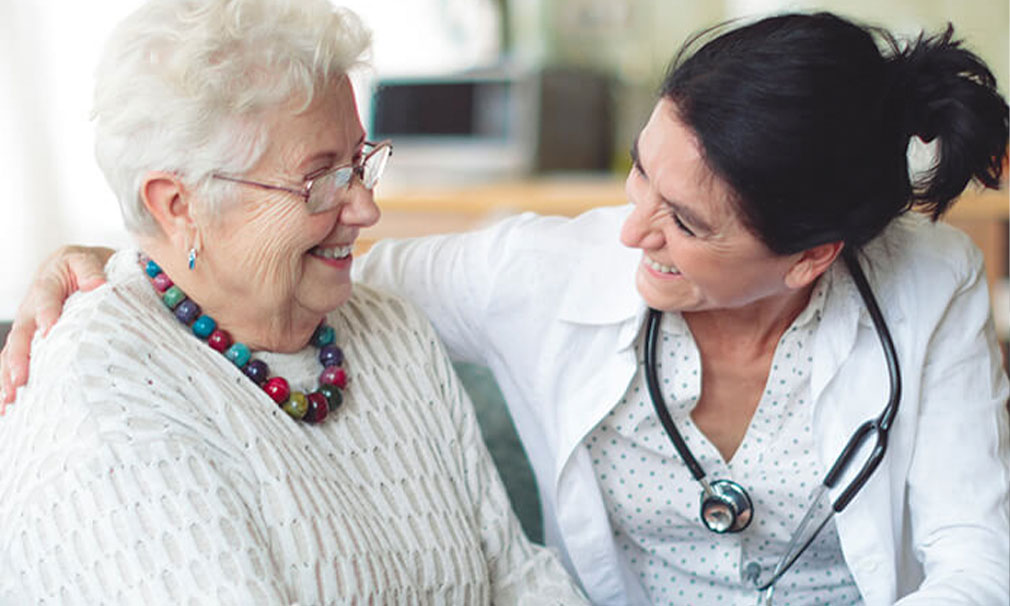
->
[210,139,393,213]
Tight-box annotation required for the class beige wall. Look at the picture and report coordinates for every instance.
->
[513,0,1008,170]
[740,0,1008,96]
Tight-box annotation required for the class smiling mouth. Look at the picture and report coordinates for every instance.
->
[310,244,353,260]
[645,257,681,275]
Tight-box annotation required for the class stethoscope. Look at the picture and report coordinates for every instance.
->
[644,249,901,601]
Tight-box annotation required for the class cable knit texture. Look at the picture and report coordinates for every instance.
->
[0,250,586,606]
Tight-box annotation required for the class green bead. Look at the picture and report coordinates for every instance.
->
[162,286,185,309]
[318,384,343,411]
[283,391,309,419]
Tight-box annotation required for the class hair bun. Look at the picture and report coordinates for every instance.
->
[882,23,1007,216]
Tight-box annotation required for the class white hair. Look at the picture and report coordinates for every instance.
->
[93,0,371,234]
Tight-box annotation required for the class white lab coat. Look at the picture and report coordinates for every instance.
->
[354,204,1009,605]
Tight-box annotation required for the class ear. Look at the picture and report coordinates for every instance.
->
[140,171,195,247]
[784,241,844,289]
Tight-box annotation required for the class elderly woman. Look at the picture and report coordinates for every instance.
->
[4,11,1009,606]
[0,0,590,604]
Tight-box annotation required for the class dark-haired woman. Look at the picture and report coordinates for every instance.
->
[3,12,1008,605]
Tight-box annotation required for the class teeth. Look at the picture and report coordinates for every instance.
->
[646,257,680,275]
[312,244,353,259]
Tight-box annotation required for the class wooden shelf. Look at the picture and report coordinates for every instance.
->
[362,177,1007,264]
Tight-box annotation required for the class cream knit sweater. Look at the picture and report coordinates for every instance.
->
[0,250,586,605]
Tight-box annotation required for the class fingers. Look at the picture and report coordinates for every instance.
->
[34,246,112,335]
[32,267,76,337]
[0,245,113,406]
[66,247,111,293]
[1,318,35,406]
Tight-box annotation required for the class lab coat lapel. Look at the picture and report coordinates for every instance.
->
[810,258,906,606]
[545,246,650,603]
[553,241,643,467]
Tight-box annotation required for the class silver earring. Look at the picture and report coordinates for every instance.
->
[188,248,197,270]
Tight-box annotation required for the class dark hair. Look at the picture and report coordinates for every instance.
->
[661,12,1008,254]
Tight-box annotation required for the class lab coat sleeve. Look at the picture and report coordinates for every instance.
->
[896,246,1010,605]
[415,305,589,604]
[352,214,537,366]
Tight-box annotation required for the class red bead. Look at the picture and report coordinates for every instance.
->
[319,366,348,389]
[207,329,232,353]
[304,392,329,423]
[152,273,174,292]
[263,377,290,404]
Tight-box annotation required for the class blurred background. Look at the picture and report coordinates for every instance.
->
[1,0,1007,331]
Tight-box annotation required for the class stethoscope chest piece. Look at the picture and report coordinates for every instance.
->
[700,479,754,533]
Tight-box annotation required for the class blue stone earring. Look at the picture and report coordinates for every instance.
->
[188,248,197,270]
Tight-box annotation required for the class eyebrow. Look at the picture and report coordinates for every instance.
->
[630,135,715,233]
[298,135,367,176]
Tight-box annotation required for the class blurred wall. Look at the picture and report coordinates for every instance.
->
[507,0,1009,171]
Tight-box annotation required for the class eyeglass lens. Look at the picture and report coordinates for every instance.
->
[306,144,391,213]
[361,144,391,189]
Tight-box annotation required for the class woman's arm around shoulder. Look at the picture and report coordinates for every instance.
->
[352,210,600,366]
[1,245,113,405]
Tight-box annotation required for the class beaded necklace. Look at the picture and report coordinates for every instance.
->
[141,256,347,423]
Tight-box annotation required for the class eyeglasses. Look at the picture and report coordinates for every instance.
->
[212,140,393,214]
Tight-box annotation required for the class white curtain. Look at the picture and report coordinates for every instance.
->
[0,1,140,319]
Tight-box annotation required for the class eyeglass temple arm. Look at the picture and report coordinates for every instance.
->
[823,251,903,513]
[213,174,307,199]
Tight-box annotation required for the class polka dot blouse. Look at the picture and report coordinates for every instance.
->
[587,280,864,605]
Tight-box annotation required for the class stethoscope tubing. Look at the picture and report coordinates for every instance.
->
[644,308,707,481]
[643,248,902,594]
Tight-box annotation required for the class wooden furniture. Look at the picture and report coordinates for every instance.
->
[358,176,629,253]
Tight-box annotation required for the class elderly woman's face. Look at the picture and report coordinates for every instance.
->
[620,98,801,314]
[197,76,377,326]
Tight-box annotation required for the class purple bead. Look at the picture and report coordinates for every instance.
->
[318,344,344,367]
[242,359,269,385]
[174,299,201,325]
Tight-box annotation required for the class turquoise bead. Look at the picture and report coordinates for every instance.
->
[192,315,216,339]
[145,259,162,278]
[162,286,185,309]
[225,343,251,367]
[311,324,335,347]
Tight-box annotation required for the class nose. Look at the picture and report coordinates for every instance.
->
[619,175,664,250]
[338,182,381,228]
